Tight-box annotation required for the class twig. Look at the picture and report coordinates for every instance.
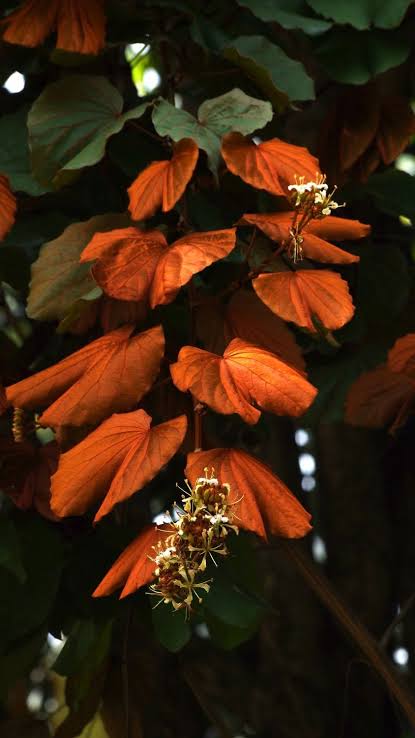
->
[277,539,415,727]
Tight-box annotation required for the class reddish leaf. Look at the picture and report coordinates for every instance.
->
[253,270,355,332]
[2,0,58,48]
[51,410,187,519]
[225,290,305,371]
[186,448,312,540]
[81,227,236,307]
[0,439,59,520]
[93,525,172,598]
[240,212,369,263]
[56,0,105,55]
[376,96,415,165]
[345,367,415,432]
[128,138,199,221]
[171,338,316,424]
[6,325,164,428]
[339,87,379,171]
[0,175,16,240]
[3,0,106,54]
[387,334,415,380]
[221,132,320,196]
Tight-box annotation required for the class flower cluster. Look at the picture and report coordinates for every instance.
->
[148,469,238,613]
[286,174,344,261]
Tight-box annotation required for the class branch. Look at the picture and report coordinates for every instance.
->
[277,539,415,727]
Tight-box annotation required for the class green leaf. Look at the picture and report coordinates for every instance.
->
[53,619,99,676]
[152,604,191,652]
[0,108,49,196]
[0,514,63,651]
[152,88,272,174]
[306,0,413,30]
[198,88,273,137]
[224,35,315,107]
[28,75,150,188]
[364,169,415,220]
[153,100,220,172]
[26,213,129,322]
[54,619,113,701]
[203,534,265,629]
[190,15,231,51]
[207,614,259,649]
[0,515,26,583]
[316,28,411,84]
[237,0,332,33]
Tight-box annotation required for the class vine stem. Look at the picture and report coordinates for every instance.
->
[277,539,415,727]
[193,404,203,452]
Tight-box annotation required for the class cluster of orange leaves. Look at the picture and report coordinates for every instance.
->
[1,81,372,598]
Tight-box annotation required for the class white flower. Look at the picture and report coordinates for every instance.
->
[288,180,328,195]
[196,476,219,486]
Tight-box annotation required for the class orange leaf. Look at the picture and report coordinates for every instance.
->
[253,270,355,332]
[221,132,320,196]
[171,338,316,424]
[225,290,305,371]
[81,227,236,307]
[345,367,415,432]
[0,439,59,521]
[0,175,16,240]
[2,0,58,47]
[240,212,369,263]
[387,334,415,380]
[50,410,186,519]
[128,138,199,221]
[150,229,236,307]
[81,227,166,302]
[6,325,164,427]
[56,0,105,54]
[3,0,106,54]
[93,525,172,598]
[186,448,312,539]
